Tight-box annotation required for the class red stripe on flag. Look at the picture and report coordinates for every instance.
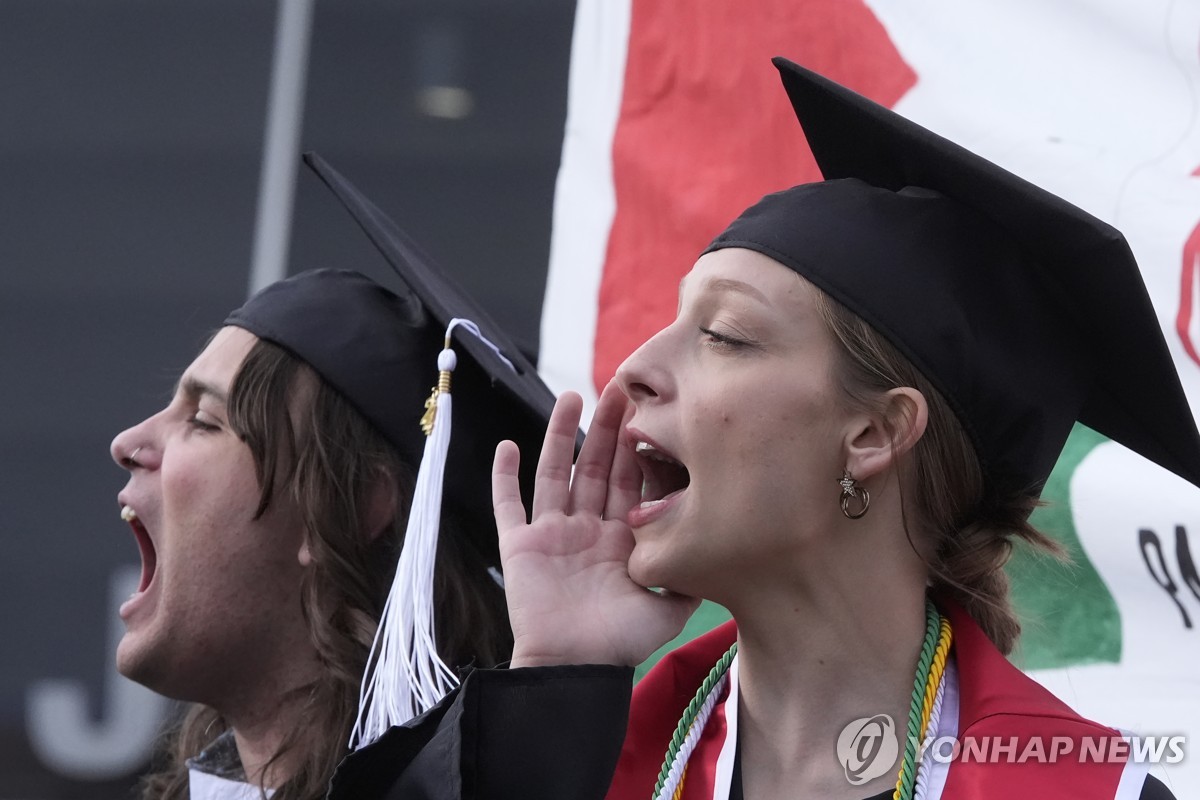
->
[592,0,917,390]
[1177,218,1200,367]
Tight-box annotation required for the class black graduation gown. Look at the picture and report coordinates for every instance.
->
[327,665,632,800]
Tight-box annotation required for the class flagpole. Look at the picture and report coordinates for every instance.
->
[248,0,316,297]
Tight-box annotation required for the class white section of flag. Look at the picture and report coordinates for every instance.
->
[867,0,1200,405]
[1031,443,1200,797]
[539,0,633,424]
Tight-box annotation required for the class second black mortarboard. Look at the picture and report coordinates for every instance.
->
[225,153,578,748]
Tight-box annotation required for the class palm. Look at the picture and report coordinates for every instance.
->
[493,385,698,667]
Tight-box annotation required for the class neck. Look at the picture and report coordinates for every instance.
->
[219,681,315,790]
[721,512,932,797]
[201,640,322,791]
[200,617,325,789]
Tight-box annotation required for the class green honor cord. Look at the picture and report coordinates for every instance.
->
[651,598,952,800]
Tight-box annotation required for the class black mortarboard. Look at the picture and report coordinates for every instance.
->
[705,58,1200,497]
[226,268,440,460]
[226,154,563,536]
[225,152,576,746]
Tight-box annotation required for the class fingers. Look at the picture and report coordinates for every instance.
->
[492,440,528,533]
[530,392,584,521]
[568,381,629,516]
[604,400,642,521]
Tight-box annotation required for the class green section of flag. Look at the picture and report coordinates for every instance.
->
[1008,424,1122,669]
[635,600,731,682]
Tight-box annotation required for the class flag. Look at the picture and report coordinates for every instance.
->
[541,0,1200,794]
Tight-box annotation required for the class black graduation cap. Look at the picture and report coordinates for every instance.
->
[226,152,577,746]
[227,153,566,537]
[705,57,1200,497]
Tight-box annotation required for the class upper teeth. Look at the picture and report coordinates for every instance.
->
[635,441,679,464]
[120,505,138,522]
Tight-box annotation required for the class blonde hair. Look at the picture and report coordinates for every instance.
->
[814,291,1062,654]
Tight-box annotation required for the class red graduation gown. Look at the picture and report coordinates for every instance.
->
[606,601,1141,800]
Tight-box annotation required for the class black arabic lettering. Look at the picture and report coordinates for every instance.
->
[1139,528,1192,629]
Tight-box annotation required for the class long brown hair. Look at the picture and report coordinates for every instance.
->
[814,291,1063,654]
[137,338,512,799]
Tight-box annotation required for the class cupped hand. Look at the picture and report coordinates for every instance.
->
[492,381,700,668]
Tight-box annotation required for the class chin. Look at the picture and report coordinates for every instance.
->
[115,638,153,686]
[628,545,687,594]
[627,557,656,590]
[116,632,177,697]
[633,542,734,606]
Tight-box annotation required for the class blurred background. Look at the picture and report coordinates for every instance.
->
[6,1,1200,797]
[0,1,573,796]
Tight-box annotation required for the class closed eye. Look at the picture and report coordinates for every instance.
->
[186,412,220,432]
[699,326,752,350]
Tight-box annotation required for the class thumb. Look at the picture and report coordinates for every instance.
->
[658,591,703,638]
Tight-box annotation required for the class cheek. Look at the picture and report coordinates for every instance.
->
[686,384,752,435]
[713,400,840,490]
[161,451,274,553]
[165,442,261,506]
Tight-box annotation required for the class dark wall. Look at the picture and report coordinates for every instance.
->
[0,1,573,796]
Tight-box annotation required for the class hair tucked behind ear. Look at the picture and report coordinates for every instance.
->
[814,291,1063,654]
[136,337,511,800]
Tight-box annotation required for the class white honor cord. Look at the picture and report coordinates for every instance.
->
[914,659,959,800]
[913,667,949,800]
[349,318,517,751]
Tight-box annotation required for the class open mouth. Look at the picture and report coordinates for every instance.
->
[122,506,157,593]
[634,441,691,505]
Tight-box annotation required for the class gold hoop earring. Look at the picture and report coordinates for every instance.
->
[839,471,870,519]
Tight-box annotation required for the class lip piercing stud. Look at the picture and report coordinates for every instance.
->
[120,505,138,522]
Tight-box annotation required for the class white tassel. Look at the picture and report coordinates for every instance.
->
[349,319,513,751]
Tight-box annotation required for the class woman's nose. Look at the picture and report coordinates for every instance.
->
[615,328,672,402]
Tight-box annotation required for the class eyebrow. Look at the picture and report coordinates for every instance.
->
[176,376,229,406]
[679,274,772,306]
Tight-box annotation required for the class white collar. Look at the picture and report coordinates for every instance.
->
[188,767,274,800]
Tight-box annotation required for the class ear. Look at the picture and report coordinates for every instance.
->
[843,387,929,482]
[362,471,398,544]
[296,474,397,567]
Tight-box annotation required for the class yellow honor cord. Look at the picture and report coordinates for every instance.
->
[920,618,953,733]
[672,764,688,800]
